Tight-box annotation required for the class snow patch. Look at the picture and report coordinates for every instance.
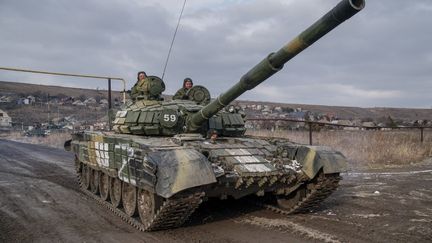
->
[238,216,341,243]
[352,213,384,218]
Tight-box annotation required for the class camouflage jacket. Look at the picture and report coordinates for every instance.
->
[173,87,189,100]
[131,78,150,100]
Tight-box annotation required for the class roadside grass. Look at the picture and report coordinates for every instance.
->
[247,129,432,169]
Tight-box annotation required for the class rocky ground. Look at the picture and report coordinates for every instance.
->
[0,139,431,242]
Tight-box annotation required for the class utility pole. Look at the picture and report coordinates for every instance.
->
[47,93,50,125]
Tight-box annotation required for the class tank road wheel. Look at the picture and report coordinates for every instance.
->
[276,171,340,213]
[90,169,100,194]
[80,164,91,190]
[276,184,308,210]
[122,183,137,217]
[137,188,162,225]
[99,172,110,201]
[109,177,122,208]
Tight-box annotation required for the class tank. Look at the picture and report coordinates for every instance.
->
[65,0,365,231]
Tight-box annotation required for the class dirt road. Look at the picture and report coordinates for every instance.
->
[0,139,431,242]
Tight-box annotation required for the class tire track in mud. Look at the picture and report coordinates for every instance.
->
[0,140,78,191]
[346,170,432,176]
[237,215,341,243]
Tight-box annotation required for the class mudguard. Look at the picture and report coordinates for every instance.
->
[294,146,347,179]
[149,148,217,198]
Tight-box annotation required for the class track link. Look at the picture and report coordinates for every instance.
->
[259,173,341,215]
[78,173,204,231]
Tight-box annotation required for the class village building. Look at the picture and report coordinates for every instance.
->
[17,97,30,105]
[27,95,36,104]
[83,97,97,106]
[361,121,377,130]
[72,100,85,106]
[273,106,282,113]
[0,96,13,103]
[0,109,12,127]
[99,99,108,105]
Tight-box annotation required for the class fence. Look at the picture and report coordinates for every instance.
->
[247,118,431,145]
[0,66,127,130]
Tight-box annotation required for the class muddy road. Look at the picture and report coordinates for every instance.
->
[0,139,431,242]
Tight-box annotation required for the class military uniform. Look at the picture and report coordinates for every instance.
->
[173,87,189,100]
[131,78,150,100]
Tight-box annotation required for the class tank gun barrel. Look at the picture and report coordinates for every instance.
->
[187,0,365,131]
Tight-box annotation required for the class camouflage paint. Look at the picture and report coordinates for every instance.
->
[152,149,216,198]
[292,146,347,179]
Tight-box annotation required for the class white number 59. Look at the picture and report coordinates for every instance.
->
[163,114,176,122]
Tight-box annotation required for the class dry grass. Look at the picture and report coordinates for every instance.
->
[247,129,432,169]
[3,131,71,149]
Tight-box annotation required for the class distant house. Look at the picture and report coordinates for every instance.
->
[27,95,36,104]
[362,122,377,130]
[61,96,75,105]
[0,109,12,127]
[273,106,282,113]
[99,99,108,105]
[377,123,392,131]
[262,105,271,113]
[413,120,427,126]
[84,97,97,105]
[317,118,329,123]
[17,97,30,105]
[287,111,307,120]
[332,120,353,126]
[72,100,85,106]
[0,96,13,103]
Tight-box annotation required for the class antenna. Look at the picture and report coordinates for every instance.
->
[162,0,187,80]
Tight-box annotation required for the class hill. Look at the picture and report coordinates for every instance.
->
[1,80,431,124]
[235,101,432,122]
[0,80,122,100]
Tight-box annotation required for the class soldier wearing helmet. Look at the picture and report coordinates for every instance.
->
[130,71,149,100]
[173,77,193,100]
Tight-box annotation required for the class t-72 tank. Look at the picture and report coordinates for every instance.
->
[65,0,365,231]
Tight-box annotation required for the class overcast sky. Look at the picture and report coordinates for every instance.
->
[1,0,431,108]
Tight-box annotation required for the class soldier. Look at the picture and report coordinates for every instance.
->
[130,71,149,100]
[173,77,193,100]
[209,130,218,143]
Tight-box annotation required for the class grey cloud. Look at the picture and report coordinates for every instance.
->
[0,0,431,108]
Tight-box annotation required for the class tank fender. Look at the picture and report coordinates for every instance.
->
[149,148,217,198]
[294,146,347,179]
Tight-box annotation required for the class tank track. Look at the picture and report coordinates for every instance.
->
[259,173,341,215]
[77,173,204,231]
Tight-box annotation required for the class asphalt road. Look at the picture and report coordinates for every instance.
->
[1,139,431,242]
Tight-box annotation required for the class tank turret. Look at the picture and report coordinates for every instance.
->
[187,0,365,131]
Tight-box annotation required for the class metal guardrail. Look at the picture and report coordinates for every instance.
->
[0,66,128,130]
[247,118,431,145]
